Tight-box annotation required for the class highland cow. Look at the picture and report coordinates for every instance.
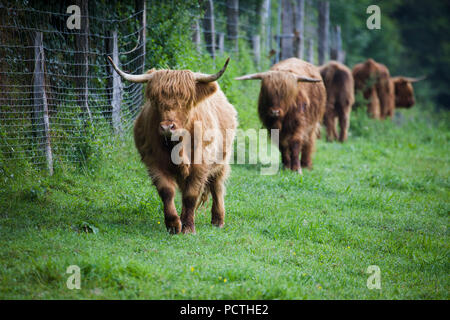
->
[391,76,425,108]
[108,57,237,234]
[352,58,424,118]
[352,58,394,119]
[236,58,326,173]
[319,61,355,142]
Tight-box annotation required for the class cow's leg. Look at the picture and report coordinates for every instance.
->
[338,106,350,142]
[154,175,181,234]
[366,88,380,119]
[280,141,291,170]
[324,106,337,142]
[180,172,206,234]
[210,166,229,227]
[300,131,315,169]
[289,139,302,173]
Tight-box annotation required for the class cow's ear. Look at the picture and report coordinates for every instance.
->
[195,82,218,104]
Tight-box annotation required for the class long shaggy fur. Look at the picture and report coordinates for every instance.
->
[134,69,237,234]
[319,61,355,142]
[258,58,326,172]
[352,58,395,119]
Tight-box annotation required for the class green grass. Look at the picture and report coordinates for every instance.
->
[0,106,449,299]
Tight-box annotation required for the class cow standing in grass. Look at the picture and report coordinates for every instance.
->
[108,57,237,234]
[352,58,424,119]
[352,58,394,119]
[319,61,355,142]
[236,58,326,173]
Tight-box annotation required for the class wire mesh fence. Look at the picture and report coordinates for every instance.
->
[0,0,336,173]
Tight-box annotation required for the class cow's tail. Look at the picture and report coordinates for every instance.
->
[196,184,210,210]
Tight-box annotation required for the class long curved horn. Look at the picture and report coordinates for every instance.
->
[194,57,230,83]
[235,72,271,80]
[296,75,322,83]
[107,56,153,83]
[404,76,426,83]
[392,76,426,83]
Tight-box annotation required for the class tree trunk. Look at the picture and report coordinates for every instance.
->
[33,32,53,175]
[318,0,329,65]
[330,25,345,63]
[201,0,216,59]
[74,0,92,121]
[281,0,294,60]
[294,0,305,59]
[226,0,239,53]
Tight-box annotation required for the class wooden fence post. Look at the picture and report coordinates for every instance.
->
[281,0,294,60]
[252,34,261,66]
[226,0,239,54]
[202,0,216,59]
[192,19,201,54]
[74,0,92,121]
[307,38,314,63]
[294,0,305,59]
[135,0,146,74]
[106,31,123,134]
[33,32,53,175]
[318,0,329,65]
[218,32,225,56]
[261,0,271,60]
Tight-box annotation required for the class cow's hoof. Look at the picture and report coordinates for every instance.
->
[181,224,196,234]
[297,168,303,175]
[211,220,224,228]
[166,219,181,234]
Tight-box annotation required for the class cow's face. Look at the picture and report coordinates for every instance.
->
[236,70,321,120]
[146,70,218,138]
[106,56,229,138]
[260,73,298,119]
[393,78,415,108]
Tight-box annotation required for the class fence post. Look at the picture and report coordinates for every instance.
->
[135,0,146,74]
[192,19,201,54]
[202,0,216,60]
[226,0,239,54]
[261,0,271,60]
[106,31,123,134]
[294,0,304,59]
[33,32,53,175]
[218,32,225,56]
[317,0,329,65]
[74,0,92,121]
[281,0,294,60]
[252,34,261,66]
[307,38,314,63]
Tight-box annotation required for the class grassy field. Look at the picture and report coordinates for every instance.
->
[0,105,449,299]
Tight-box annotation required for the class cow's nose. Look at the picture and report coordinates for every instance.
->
[160,123,175,132]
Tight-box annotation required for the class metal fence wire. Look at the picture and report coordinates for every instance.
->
[0,0,329,172]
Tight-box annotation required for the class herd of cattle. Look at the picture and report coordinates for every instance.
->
[107,55,423,234]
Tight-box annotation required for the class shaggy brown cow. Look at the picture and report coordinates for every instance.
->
[353,59,424,118]
[391,76,425,108]
[352,58,394,119]
[108,57,237,234]
[319,61,355,142]
[236,58,326,173]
